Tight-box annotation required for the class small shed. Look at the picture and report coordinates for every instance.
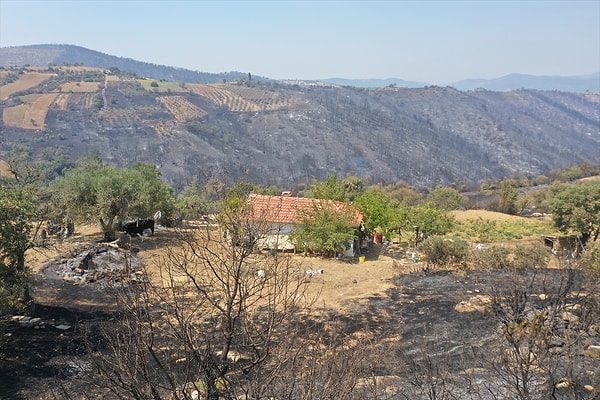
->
[542,235,583,258]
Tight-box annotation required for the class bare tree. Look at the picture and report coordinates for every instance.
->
[485,255,600,400]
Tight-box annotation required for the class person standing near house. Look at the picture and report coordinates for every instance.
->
[374,231,382,245]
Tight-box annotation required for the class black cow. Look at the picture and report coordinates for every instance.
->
[122,219,155,236]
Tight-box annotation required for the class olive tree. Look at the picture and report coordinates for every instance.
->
[0,185,35,312]
[549,180,600,245]
[390,203,454,244]
[354,189,393,233]
[52,161,174,240]
[426,186,468,211]
[289,203,358,256]
[311,173,346,202]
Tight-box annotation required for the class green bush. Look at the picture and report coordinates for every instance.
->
[579,241,600,277]
[467,218,499,243]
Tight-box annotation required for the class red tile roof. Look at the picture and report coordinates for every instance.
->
[247,194,363,225]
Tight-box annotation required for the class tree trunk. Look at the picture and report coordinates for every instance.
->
[16,252,31,304]
[100,217,116,241]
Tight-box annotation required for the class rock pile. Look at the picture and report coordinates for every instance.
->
[43,244,144,288]
[9,315,72,331]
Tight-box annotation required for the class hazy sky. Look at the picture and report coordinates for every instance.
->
[1,0,598,84]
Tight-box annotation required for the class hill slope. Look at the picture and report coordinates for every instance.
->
[0,56,599,191]
[0,44,252,84]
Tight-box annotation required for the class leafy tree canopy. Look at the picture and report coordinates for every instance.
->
[176,176,213,219]
[368,180,422,206]
[0,185,35,311]
[51,159,175,240]
[341,175,364,201]
[389,203,455,240]
[6,144,73,185]
[426,186,468,211]
[499,178,519,214]
[354,189,393,233]
[227,180,285,200]
[311,173,346,202]
[290,204,357,256]
[549,180,600,244]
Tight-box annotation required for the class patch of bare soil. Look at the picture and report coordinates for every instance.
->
[0,159,16,179]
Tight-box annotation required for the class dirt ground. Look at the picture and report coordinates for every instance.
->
[2,213,599,399]
[15,210,556,310]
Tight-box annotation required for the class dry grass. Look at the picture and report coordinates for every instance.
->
[450,209,557,244]
[60,81,100,93]
[26,223,403,312]
[580,175,600,182]
[24,208,567,312]
[138,79,186,92]
[449,209,530,223]
[0,72,55,100]
[0,159,16,179]
[27,66,105,73]
[2,93,59,129]
[53,93,70,110]
[26,224,104,274]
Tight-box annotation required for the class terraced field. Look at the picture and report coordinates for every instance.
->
[96,107,139,128]
[138,79,186,93]
[226,84,292,110]
[2,93,59,129]
[52,93,71,110]
[188,83,293,112]
[157,95,207,121]
[60,81,101,92]
[0,69,110,129]
[0,71,56,100]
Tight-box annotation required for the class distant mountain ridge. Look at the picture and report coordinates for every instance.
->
[450,73,600,93]
[318,73,600,92]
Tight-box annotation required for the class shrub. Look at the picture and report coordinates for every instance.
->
[468,245,512,270]
[420,236,468,269]
[579,241,600,277]
[512,244,549,269]
[468,218,499,243]
[469,244,549,270]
